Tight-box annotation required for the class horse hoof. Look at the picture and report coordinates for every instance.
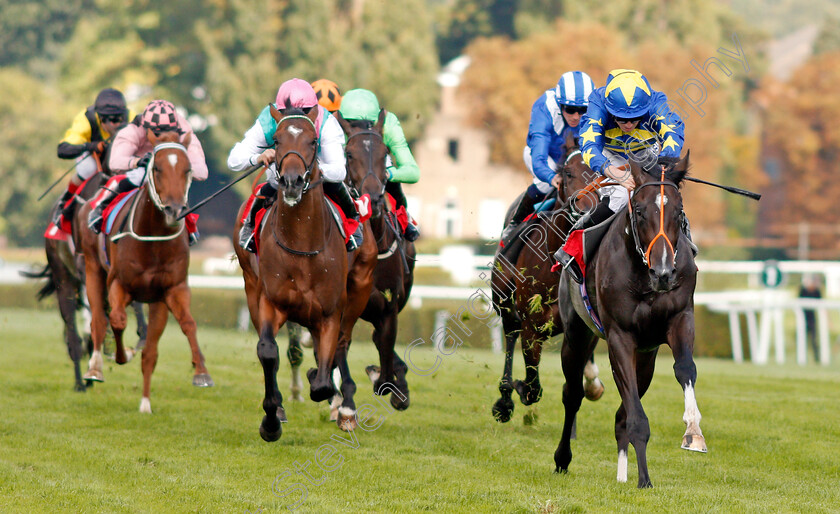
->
[135,338,147,352]
[337,409,357,432]
[513,379,542,405]
[139,397,152,414]
[681,434,707,453]
[492,397,514,423]
[291,392,305,402]
[83,370,104,382]
[329,407,339,422]
[192,373,215,387]
[390,390,410,411]
[365,365,381,383]
[259,416,282,442]
[74,382,87,393]
[584,378,605,401]
[277,406,288,423]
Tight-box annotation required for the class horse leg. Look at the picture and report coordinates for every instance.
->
[54,274,86,391]
[554,325,598,474]
[138,302,167,414]
[333,341,358,432]
[163,283,213,387]
[583,352,605,401]
[132,302,147,352]
[614,347,658,484]
[287,327,305,402]
[668,313,706,452]
[492,311,519,422]
[257,296,287,441]
[370,310,397,395]
[107,279,134,365]
[307,314,340,403]
[608,331,653,488]
[82,260,108,383]
[390,352,410,411]
[513,327,543,405]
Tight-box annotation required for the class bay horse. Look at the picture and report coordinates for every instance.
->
[554,153,705,488]
[77,131,213,413]
[233,104,376,441]
[491,132,604,423]
[334,110,415,412]
[22,159,147,392]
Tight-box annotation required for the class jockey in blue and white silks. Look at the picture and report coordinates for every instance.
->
[501,71,596,246]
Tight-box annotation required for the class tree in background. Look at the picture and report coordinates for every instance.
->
[758,51,840,255]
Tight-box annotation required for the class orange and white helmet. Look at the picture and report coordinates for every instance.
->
[311,79,342,112]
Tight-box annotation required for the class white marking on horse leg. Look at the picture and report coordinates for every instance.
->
[617,449,628,483]
[583,361,599,381]
[167,153,178,168]
[368,368,381,383]
[139,397,152,414]
[683,382,703,436]
[338,406,356,418]
[89,350,103,372]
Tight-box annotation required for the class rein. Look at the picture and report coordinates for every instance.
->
[111,142,191,243]
[627,168,678,267]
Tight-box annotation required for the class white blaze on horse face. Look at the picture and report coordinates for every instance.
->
[287,125,303,138]
[363,140,371,152]
[167,153,179,168]
[683,381,703,433]
[617,449,628,483]
[655,192,668,207]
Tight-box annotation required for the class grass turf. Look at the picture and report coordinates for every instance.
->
[0,307,838,513]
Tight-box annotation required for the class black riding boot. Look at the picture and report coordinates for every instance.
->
[53,188,76,226]
[385,182,419,241]
[324,181,363,251]
[88,178,135,234]
[500,192,541,246]
[239,183,275,253]
[553,199,614,284]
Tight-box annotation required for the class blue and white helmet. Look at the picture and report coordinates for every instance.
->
[555,71,595,107]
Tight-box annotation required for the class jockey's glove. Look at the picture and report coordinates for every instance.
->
[136,152,152,169]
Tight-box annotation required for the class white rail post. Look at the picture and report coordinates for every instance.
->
[728,310,744,363]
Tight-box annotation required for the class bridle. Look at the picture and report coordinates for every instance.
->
[111,142,191,242]
[628,168,679,268]
[274,114,321,193]
[345,129,387,200]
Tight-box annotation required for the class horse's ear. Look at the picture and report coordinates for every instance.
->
[147,129,160,147]
[670,150,690,184]
[181,132,192,148]
[628,157,645,186]
[334,110,351,134]
[564,129,576,152]
[306,104,319,124]
[269,103,281,122]
[375,109,386,134]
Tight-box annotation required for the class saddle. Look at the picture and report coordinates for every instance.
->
[498,196,558,262]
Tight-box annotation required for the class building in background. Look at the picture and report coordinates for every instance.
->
[408,56,529,240]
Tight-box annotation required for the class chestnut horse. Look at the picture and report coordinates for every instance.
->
[334,110,415,411]
[77,131,212,413]
[23,174,147,392]
[491,133,604,423]
[233,105,376,441]
[554,153,705,488]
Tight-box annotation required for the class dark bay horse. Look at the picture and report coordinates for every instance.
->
[77,131,212,413]
[554,153,705,488]
[334,110,415,412]
[22,164,147,392]
[233,104,376,441]
[491,133,604,423]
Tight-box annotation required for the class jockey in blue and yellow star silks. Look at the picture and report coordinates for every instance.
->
[579,68,685,213]
[555,69,694,284]
[500,70,596,246]
[338,88,421,241]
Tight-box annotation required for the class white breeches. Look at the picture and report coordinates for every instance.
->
[125,166,147,187]
[75,152,99,181]
[598,150,630,212]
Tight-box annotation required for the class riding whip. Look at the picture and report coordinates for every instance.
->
[683,176,761,200]
[177,164,263,220]
[37,155,92,201]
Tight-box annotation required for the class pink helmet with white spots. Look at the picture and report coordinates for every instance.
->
[141,100,180,133]
[275,78,318,110]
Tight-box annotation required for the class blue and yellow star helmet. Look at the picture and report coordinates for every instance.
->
[604,69,653,118]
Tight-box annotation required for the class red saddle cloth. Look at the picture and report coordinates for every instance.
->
[550,229,585,277]
[386,193,409,233]
[244,184,370,255]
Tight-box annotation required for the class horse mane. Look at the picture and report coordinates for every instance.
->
[635,155,690,187]
[347,119,374,130]
[279,107,307,117]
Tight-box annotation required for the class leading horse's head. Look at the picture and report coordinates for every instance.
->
[335,109,388,218]
[627,151,690,292]
[269,102,320,206]
[147,131,193,226]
